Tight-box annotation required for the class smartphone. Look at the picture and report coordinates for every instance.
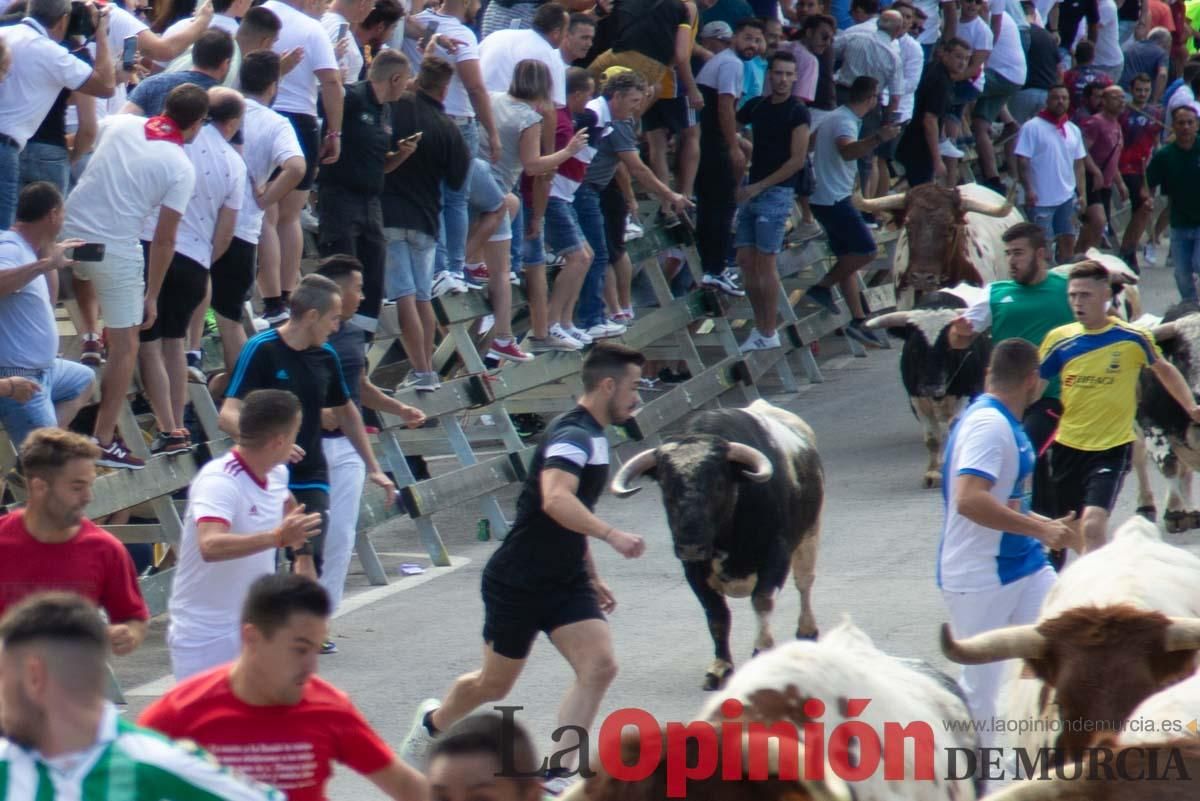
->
[69,243,106,262]
[336,21,349,40]
[122,35,137,72]
[400,131,423,144]
[419,19,439,48]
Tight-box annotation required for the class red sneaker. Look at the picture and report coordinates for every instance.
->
[487,337,535,363]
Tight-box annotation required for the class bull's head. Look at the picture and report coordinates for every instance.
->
[610,436,773,562]
[854,184,1015,293]
[940,607,1200,759]
[868,308,978,400]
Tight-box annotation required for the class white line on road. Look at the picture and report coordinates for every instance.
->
[123,556,471,698]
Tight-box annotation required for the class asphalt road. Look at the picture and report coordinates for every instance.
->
[116,256,1200,799]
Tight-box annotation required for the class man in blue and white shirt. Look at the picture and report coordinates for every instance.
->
[938,338,1078,752]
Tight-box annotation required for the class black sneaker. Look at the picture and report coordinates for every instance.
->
[845,318,886,348]
[805,284,840,315]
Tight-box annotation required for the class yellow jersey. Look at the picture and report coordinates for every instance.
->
[1038,319,1162,452]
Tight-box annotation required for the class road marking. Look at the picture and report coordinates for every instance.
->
[122,556,471,698]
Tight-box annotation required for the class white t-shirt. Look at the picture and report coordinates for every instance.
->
[100,5,150,117]
[235,98,304,244]
[479,28,567,107]
[913,0,948,44]
[958,16,993,92]
[156,13,239,68]
[988,9,1027,86]
[1013,116,1087,207]
[141,125,246,267]
[395,10,481,118]
[897,34,924,122]
[168,450,289,645]
[938,397,1046,593]
[0,19,94,148]
[1035,0,1059,26]
[1093,0,1122,67]
[321,11,365,85]
[263,0,340,116]
[63,114,195,261]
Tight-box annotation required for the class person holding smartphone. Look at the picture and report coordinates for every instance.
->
[322,0,374,84]
[0,182,97,450]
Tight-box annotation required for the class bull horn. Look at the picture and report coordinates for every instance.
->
[726,442,773,483]
[1153,323,1179,342]
[852,188,907,215]
[609,448,658,498]
[1164,617,1200,651]
[940,621,1047,664]
[959,183,1017,218]
[866,311,912,330]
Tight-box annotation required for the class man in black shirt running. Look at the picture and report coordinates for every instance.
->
[398,344,647,794]
[219,273,396,579]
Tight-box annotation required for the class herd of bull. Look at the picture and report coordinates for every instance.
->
[557,186,1200,800]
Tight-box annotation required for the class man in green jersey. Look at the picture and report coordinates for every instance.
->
[0,592,282,801]
[949,223,1075,528]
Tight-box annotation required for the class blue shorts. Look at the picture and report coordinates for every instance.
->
[0,360,95,449]
[384,227,438,301]
[544,197,586,256]
[734,185,795,254]
[811,197,877,257]
[519,199,546,267]
[1027,199,1078,240]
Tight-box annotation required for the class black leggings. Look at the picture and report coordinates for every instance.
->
[289,487,331,577]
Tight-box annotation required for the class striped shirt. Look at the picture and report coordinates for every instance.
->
[0,703,283,800]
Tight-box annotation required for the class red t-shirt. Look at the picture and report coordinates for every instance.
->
[137,665,394,801]
[0,511,148,621]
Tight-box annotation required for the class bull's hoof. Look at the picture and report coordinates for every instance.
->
[923,471,942,489]
[1165,509,1190,533]
[703,670,730,691]
[1136,505,1157,523]
[795,628,819,641]
[1188,511,1200,531]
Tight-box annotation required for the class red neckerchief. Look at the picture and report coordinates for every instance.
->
[1036,109,1070,138]
[144,116,184,146]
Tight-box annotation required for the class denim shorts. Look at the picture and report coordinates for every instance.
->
[384,227,438,301]
[811,197,877,257]
[544,197,586,256]
[0,360,95,449]
[1027,199,1078,239]
[520,199,546,267]
[735,186,796,255]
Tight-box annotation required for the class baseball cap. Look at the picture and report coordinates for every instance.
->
[700,21,733,40]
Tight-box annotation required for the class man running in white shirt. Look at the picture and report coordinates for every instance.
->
[168,388,323,680]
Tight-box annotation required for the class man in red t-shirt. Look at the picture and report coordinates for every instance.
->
[1078,85,1127,254]
[138,573,428,801]
[0,429,148,654]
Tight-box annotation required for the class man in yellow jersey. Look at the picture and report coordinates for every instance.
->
[1039,261,1200,554]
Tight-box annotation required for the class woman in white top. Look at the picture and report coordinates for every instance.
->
[475,59,588,362]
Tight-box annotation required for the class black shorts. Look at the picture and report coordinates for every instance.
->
[280,111,320,191]
[600,181,627,263]
[139,243,209,342]
[1084,173,1112,217]
[289,486,331,576]
[1048,441,1132,517]
[210,237,257,322]
[1122,173,1148,211]
[642,96,689,134]
[481,570,604,660]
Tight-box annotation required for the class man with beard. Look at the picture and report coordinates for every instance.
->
[937,338,1078,769]
[0,429,149,655]
[397,344,648,794]
[949,223,1077,553]
[139,574,428,801]
[0,592,284,800]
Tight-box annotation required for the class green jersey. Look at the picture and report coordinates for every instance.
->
[0,704,283,801]
[963,272,1075,398]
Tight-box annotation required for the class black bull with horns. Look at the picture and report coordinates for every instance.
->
[608,399,823,691]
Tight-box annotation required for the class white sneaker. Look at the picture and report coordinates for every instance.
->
[624,214,644,242]
[545,329,583,351]
[586,320,626,339]
[549,324,584,348]
[300,206,320,234]
[1144,243,1159,266]
[478,314,496,335]
[739,330,782,352]
[432,270,467,298]
[939,139,964,158]
[564,325,593,345]
[794,220,824,241]
[399,698,442,771]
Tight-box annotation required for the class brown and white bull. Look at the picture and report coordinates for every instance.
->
[609,399,822,691]
[853,183,1021,309]
[940,516,1200,761]
[560,619,980,801]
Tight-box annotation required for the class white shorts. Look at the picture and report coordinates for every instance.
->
[167,627,241,682]
[72,250,144,329]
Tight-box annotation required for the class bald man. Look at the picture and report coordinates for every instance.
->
[139,86,249,455]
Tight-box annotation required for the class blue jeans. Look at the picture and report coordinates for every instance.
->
[19,142,70,194]
[436,118,480,276]
[0,360,95,449]
[1171,227,1200,302]
[384,227,438,302]
[573,183,608,329]
[1027,199,1077,243]
[734,186,795,254]
[0,140,20,230]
